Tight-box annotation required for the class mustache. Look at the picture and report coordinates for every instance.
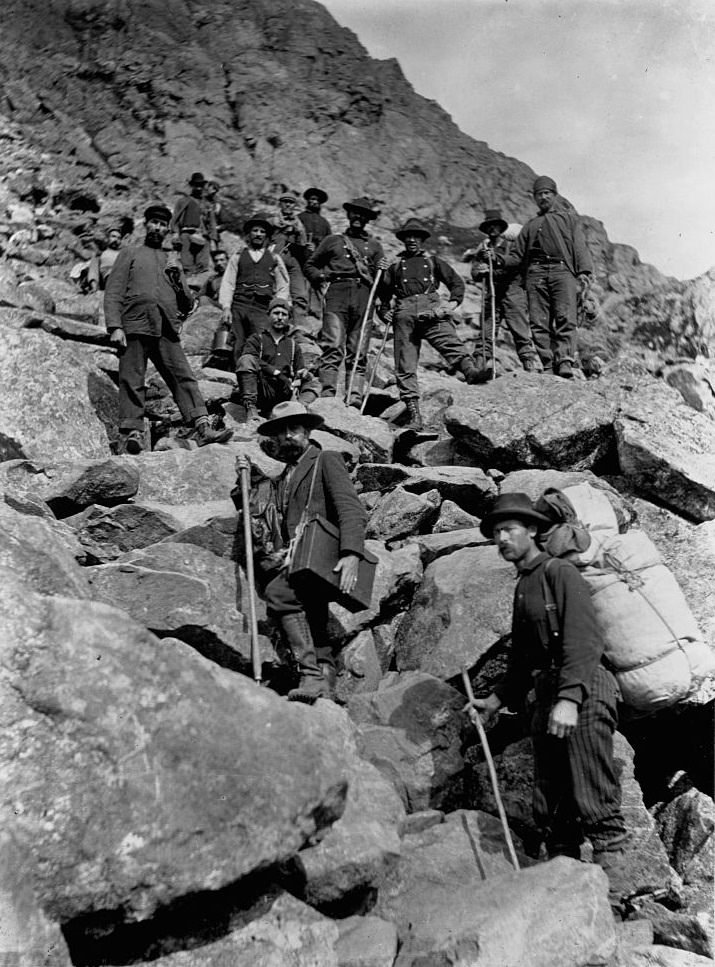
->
[275,440,305,463]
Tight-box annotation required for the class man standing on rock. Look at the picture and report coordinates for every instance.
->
[218,212,291,364]
[299,187,332,322]
[304,196,388,404]
[505,177,593,378]
[471,209,541,379]
[378,218,480,430]
[245,401,367,702]
[171,172,213,276]
[104,203,233,454]
[468,493,629,899]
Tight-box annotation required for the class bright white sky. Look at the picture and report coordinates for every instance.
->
[321,0,715,281]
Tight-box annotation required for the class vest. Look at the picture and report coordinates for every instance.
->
[233,248,276,304]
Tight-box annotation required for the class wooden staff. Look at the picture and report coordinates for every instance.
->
[345,268,383,407]
[237,453,262,685]
[359,318,391,415]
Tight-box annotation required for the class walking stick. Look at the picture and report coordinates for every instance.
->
[461,666,520,871]
[237,454,262,685]
[486,249,497,382]
[345,268,383,407]
[359,317,391,415]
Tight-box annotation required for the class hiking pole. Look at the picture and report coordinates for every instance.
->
[486,248,497,382]
[237,453,262,685]
[359,317,391,415]
[346,268,383,407]
[461,666,520,871]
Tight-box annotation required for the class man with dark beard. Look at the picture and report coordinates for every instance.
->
[104,203,233,454]
[244,401,366,702]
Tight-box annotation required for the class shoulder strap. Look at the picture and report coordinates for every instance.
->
[540,557,561,647]
[304,450,322,515]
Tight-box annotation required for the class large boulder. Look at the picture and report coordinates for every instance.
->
[395,544,514,678]
[366,486,441,542]
[355,463,496,515]
[444,374,618,471]
[336,915,398,967]
[66,502,184,562]
[335,630,383,705]
[0,457,139,517]
[348,672,466,811]
[615,379,715,522]
[0,570,348,925]
[500,467,634,530]
[0,327,117,461]
[410,526,488,566]
[382,853,614,967]
[86,541,271,672]
[654,786,715,912]
[310,399,394,464]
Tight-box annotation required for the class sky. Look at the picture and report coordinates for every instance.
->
[321,0,715,281]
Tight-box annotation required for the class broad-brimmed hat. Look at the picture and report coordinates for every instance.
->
[258,401,325,437]
[304,187,328,204]
[479,209,509,234]
[479,492,553,539]
[395,217,431,241]
[144,204,172,224]
[188,172,207,185]
[343,196,380,221]
[243,211,274,235]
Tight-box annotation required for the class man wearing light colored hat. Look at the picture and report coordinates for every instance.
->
[241,401,366,702]
[219,211,291,363]
[468,492,628,899]
[305,196,388,404]
[378,217,480,430]
[471,209,540,379]
[505,176,593,378]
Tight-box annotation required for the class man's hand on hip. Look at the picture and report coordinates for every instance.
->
[548,699,579,738]
[334,553,360,594]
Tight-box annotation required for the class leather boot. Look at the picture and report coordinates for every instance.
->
[281,613,330,703]
[194,415,233,446]
[120,429,144,455]
[404,399,424,431]
[242,397,260,422]
[461,356,489,385]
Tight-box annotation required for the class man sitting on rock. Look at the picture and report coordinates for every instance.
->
[505,176,593,378]
[246,401,367,702]
[470,209,541,379]
[304,196,388,405]
[236,298,320,421]
[467,493,629,905]
[378,217,480,430]
[104,203,233,454]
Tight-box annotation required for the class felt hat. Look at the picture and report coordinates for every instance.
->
[258,401,325,436]
[278,191,298,203]
[303,187,328,204]
[479,209,509,234]
[343,196,380,221]
[144,204,172,224]
[532,175,558,195]
[268,298,293,313]
[243,211,274,235]
[188,172,207,185]
[394,217,431,241]
[479,492,553,539]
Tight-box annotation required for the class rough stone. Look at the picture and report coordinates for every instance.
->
[335,630,383,705]
[445,373,618,471]
[433,497,480,531]
[653,787,715,911]
[395,544,515,679]
[500,467,635,530]
[366,485,440,542]
[0,456,139,517]
[410,526,487,565]
[87,541,271,672]
[0,571,348,925]
[465,737,536,842]
[336,915,398,967]
[66,502,184,561]
[310,400,394,464]
[0,327,117,461]
[348,671,465,811]
[623,946,715,967]
[17,279,55,313]
[24,313,110,345]
[630,901,713,959]
[179,303,221,356]
[663,360,715,418]
[162,512,241,559]
[311,428,361,469]
[355,463,496,515]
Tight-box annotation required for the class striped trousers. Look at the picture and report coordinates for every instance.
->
[530,665,627,857]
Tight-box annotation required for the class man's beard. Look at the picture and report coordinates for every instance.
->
[274,440,306,464]
[145,231,164,248]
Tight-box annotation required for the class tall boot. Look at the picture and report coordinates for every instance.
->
[460,356,487,385]
[242,396,260,422]
[280,612,330,703]
[404,399,424,431]
[194,415,233,446]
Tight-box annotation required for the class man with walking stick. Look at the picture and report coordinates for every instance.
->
[470,210,540,381]
[304,196,388,406]
[378,218,480,430]
[466,492,631,906]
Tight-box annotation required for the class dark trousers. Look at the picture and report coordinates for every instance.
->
[230,295,271,365]
[474,280,538,367]
[530,665,627,857]
[263,569,334,668]
[178,231,211,275]
[118,333,207,431]
[525,262,578,369]
[393,297,468,401]
[236,355,321,411]
[319,278,371,394]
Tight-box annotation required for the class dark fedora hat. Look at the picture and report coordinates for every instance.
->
[304,187,328,204]
[188,171,207,185]
[258,401,325,437]
[395,217,431,241]
[479,492,553,539]
[343,196,380,221]
[144,203,172,223]
[243,210,275,235]
[479,209,509,234]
